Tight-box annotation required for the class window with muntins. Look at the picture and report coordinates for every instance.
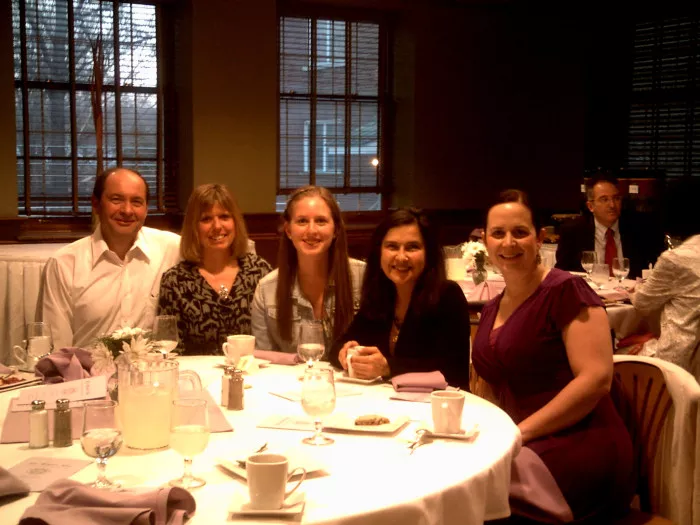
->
[627,16,699,178]
[12,0,166,216]
[279,15,385,212]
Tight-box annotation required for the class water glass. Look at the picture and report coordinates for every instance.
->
[301,367,336,446]
[297,320,325,368]
[169,398,210,489]
[590,263,610,289]
[612,257,630,284]
[81,400,123,489]
[580,251,597,279]
[153,315,179,356]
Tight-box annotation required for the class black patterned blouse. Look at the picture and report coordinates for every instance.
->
[157,253,272,355]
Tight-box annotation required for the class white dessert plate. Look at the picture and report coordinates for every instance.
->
[335,373,383,385]
[229,490,305,517]
[325,414,410,434]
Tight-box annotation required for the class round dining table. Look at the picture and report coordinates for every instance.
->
[0,356,520,524]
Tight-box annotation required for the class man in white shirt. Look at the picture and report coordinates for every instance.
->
[555,174,663,278]
[41,168,181,350]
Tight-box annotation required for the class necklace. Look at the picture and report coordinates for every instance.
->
[391,317,403,344]
[218,284,230,300]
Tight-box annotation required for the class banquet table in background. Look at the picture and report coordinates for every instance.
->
[0,357,521,524]
[0,243,67,365]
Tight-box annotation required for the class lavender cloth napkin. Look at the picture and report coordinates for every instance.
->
[19,479,196,525]
[391,371,448,393]
[254,350,299,366]
[0,467,30,500]
[34,348,93,384]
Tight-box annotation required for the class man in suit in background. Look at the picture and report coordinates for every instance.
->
[555,174,664,278]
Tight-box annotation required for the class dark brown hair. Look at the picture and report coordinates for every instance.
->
[180,184,249,263]
[276,186,354,342]
[486,188,542,232]
[359,208,446,321]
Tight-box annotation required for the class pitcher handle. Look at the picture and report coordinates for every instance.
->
[12,343,27,367]
[179,370,202,391]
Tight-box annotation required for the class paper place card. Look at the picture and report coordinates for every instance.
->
[258,415,315,431]
[9,457,92,492]
[15,376,107,410]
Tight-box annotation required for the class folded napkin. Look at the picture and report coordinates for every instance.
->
[0,467,30,500]
[0,364,14,375]
[35,348,93,384]
[253,350,299,366]
[392,371,448,393]
[19,479,196,525]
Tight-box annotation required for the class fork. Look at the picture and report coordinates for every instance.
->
[235,442,268,468]
[407,429,428,455]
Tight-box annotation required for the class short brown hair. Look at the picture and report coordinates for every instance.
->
[92,166,149,203]
[180,184,249,263]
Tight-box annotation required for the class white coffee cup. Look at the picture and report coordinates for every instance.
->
[222,334,255,365]
[246,453,306,510]
[346,345,363,378]
[431,390,465,434]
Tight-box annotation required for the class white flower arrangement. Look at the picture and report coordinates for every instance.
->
[460,241,489,271]
[91,325,155,374]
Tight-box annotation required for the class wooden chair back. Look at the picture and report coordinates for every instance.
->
[612,361,674,514]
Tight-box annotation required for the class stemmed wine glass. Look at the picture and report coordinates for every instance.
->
[612,257,630,285]
[297,320,325,368]
[169,398,210,489]
[81,400,123,489]
[580,251,598,282]
[301,367,336,446]
[153,315,179,357]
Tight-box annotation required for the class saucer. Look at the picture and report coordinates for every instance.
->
[421,423,480,440]
[229,490,305,517]
[335,373,382,385]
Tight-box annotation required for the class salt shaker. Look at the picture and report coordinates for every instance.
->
[221,365,236,407]
[29,399,49,449]
[226,368,244,410]
[53,398,72,447]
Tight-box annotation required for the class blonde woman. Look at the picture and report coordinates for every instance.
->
[158,184,271,354]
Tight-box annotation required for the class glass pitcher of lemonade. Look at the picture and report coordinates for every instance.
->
[117,359,202,450]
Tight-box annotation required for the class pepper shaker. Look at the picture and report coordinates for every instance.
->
[29,400,49,449]
[221,365,236,407]
[226,368,244,410]
[53,398,72,447]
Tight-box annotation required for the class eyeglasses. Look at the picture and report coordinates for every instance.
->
[590,195,622,205]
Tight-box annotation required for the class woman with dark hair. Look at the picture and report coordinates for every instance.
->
[251,186,365,354]
[328,208,471,389]
[158,184,272,355]
[473,190,633,523]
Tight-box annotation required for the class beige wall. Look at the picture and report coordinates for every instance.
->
[0,0,17,217]
[187,0,279,213]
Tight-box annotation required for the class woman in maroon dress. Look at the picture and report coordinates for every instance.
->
[473,190,634,523]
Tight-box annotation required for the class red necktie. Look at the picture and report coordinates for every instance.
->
[605,228,616,276]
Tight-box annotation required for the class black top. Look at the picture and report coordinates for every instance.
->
[158,253,272,355]
[555,214,665,278]
[328,280,471,390]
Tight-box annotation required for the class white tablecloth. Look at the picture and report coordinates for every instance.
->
[0,244,67,365]
[0,357,520,524]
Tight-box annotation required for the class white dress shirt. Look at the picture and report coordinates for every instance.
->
[593,218,623,265]
[41,226,181,351]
